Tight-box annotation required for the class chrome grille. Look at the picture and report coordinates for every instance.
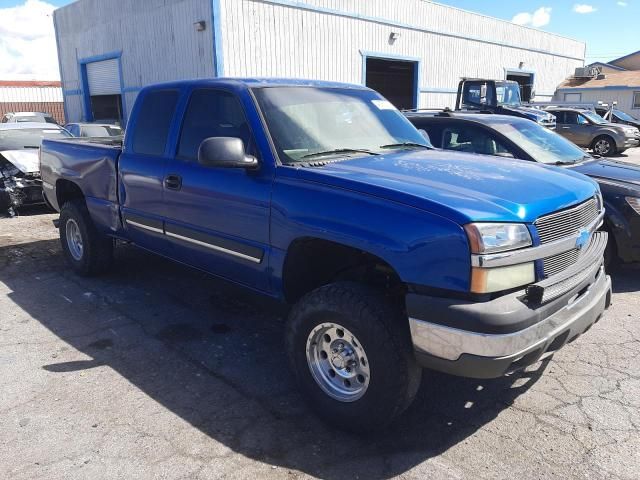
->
[535,197,599,245]
[542,249,581,278]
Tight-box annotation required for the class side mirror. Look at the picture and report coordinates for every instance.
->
[480,83,487,104]
[197,137,258,169]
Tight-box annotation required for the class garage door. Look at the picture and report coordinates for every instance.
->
[86,58,121,96]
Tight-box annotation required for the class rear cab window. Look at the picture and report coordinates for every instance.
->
[131,89,180,156]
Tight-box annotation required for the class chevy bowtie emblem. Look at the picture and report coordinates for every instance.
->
[575,229,590,250]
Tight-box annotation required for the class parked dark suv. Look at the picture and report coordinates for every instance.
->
[406,111,640,266]
[547,107,639,156]
[595,107,640,130]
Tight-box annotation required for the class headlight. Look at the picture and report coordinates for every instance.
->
[465,223,534,293]
[464,223,532,254]
[471,263,535,293]
[626,197,640,215]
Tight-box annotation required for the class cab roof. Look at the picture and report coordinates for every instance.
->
[405,111,535,126]
[141,77,371,92]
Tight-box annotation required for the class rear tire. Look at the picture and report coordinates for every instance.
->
[286,282,421,432]
[59,200,113,276]
[592,135,616,157]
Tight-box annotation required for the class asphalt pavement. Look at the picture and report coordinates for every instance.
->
[1,150,639,479]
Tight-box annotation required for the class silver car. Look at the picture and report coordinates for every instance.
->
[548,107,640,156]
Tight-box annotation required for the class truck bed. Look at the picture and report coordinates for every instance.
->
[40,138,122,231]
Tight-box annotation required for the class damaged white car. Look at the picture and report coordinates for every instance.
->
[0,123,72,215]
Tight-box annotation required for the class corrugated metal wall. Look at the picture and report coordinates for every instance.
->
[220,0,585,107]
[55,0,215,122]
[55,0,586,117]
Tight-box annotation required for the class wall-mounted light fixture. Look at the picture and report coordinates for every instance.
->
[389,32,401,44]
[518,61,525,69]
[194,20,206,31]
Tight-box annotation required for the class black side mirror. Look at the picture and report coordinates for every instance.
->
[197,137,258,169]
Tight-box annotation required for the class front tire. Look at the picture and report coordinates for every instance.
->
[592,135,617,157]
[59,200,113,276]
[286,282,421,432]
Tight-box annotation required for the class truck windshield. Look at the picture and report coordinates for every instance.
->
[0,128,72,150]
[252,87,428,163]
[495,83,522,106]
[493,120,588,164]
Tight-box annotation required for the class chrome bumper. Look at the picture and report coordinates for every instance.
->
[410,267,610,365]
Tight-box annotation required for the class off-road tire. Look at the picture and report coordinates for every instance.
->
[59,200,113,276]
[286,281,421,432]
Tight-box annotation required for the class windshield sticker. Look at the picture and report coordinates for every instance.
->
[371,100,397,111]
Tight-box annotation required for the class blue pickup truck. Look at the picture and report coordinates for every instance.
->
[41,79,611,431]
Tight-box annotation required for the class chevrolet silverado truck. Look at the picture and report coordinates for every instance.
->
[41,79,611,431]
[455,78,556,128]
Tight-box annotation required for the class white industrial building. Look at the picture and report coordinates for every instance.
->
[54,0,587,125]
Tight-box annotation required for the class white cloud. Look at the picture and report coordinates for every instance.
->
[617,1,627,6]
[0,0,60,80]
[511,7,552,28]
[573,4,597,13]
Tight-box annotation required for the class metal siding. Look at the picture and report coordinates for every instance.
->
[0,87,63,103]
[220,0,585,109]
[55,0,214,121]
[553,88,640,116]
[55,0,586,116]
[86,58,121,95]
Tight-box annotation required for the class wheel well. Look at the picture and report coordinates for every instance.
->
[282,238,404,303]
[56,179,84,208]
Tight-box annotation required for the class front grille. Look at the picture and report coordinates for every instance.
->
[543,249,580,278]
[535,197,599,244]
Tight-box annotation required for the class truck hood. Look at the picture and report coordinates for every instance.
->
[289,150,598,224]
[571,158,640,187]
[0,149,40,174]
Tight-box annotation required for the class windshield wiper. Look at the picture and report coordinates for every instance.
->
[301,148,378,159]
[379,142,431,150]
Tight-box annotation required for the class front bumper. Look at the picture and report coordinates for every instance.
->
[622,137,640,149]
[407,235,611,379]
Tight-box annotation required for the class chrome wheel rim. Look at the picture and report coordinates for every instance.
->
[66,218,84,261]
[594,139,611,155]
[306,322,370,402]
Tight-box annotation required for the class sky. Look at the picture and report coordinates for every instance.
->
[0,0,637,80]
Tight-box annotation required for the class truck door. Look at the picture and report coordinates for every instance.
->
[162,88,272,292]
[118,88,180,256]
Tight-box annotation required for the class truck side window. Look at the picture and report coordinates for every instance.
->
[131,89,179,156]
[177,89,255,161]
[552,112,565,123]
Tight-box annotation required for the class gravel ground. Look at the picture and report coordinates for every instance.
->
[1,151,639,480]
